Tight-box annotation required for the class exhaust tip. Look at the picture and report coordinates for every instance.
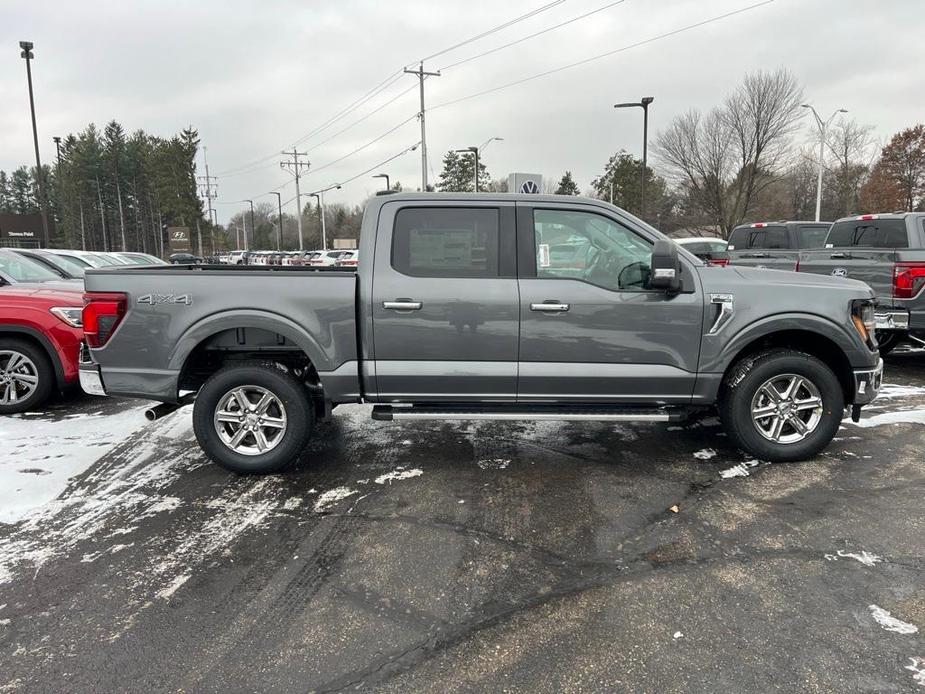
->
[144,408,159,421]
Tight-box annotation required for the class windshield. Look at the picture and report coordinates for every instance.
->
[0,251,62,282]
[42,253,86,277]
[52,252,91,268]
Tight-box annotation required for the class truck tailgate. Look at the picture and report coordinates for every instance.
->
[797,248,896,301]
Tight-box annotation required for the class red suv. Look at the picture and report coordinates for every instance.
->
[0,282,85,413]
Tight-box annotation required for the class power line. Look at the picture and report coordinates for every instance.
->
[439,0,626,71]
[431,0,775,111]
[306,114,419,177]
[419,0,565,62]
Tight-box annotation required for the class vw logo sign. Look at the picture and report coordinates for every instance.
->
[520,180,540,194]
[831,267,848,277]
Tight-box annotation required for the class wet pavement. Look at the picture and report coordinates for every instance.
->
[1,350,924,692]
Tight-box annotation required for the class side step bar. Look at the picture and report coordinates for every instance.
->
[371,405,688,423]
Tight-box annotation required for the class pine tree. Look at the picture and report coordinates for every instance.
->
[554,171,580,195]
[436,150,490,192]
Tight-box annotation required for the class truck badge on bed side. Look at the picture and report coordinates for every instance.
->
[137,294,193,306]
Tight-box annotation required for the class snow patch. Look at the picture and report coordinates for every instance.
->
[156,574,190,600]
[906,658,925,689]
[282,497,302,510]
[869,605,918,634]
[313,487,358,512]
[374,468,424,484]
[673,631,683,639]
[477,458,510,470]
[837,550,881,566]
[693,448,716,460]
[719,460,760,479]
[852,409,925,428]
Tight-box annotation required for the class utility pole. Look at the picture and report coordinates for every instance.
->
[404,62,440,191]
[197,146,218,253]
[19,41,50,248]
[280,150,309,250]
[268,191,283,250]
[802,104,847,222]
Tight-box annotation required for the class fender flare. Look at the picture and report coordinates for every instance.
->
[707,312,868,374]
[0,324,66,387]
[168,310,333,376]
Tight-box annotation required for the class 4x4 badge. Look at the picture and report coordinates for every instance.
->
[137,293,192,306]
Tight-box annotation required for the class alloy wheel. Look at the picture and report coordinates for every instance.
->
[750,373,824,444]
[0,350,40,405]
[213,385,288,456]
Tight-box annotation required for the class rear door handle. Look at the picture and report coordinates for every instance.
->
[530,301,570,312]
[383,300,423,311]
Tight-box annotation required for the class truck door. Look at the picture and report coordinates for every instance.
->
[370,201,519,401]
[515,203,703,403]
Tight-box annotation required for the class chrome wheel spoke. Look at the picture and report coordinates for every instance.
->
[752,403,777,419]
[0,383,10,404]
[794,396,822,411]
[788,415,808,435]
[769,415,785,441]
[783,376,804,401]
[5,353,23,373]
[759,384,782,404]
[13,373,38,386]
[213,384,288,456]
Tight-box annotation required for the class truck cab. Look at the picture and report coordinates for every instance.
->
[727,221,831,271]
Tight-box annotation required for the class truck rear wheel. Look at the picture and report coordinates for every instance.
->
[0,338,55,415]
[192,362,313,474]
[718,350,843,463]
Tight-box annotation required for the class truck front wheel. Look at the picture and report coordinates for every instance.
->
[192,362,313,474]
[718,350,843,463]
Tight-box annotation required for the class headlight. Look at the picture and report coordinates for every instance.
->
[50,306,83,328]
[850,300,876,346]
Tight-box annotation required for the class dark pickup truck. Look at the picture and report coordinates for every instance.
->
[80,193,882,473]
[727,221,831,271]
[797,213,925,354]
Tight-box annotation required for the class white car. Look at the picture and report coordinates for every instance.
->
[334,250,359,268]
[227,251,247,265]
[675,237,729,266]
[308,250,352,267]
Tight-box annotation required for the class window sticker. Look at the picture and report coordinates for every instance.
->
[538,243,551,268]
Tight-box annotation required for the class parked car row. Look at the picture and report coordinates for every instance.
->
[210,249,360,268]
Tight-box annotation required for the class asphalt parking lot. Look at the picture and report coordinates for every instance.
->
[1,350,924,693]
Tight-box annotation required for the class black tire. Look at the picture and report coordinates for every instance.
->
[875,330,902,357]
[0,338,55,415]
[192,362,313,474]
[718,349,844,463]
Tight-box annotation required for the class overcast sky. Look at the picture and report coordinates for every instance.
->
[1,0,922,224]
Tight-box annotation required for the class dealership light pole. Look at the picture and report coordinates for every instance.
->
[309,184,340,251]
[802,104,847,222]
[372,173,390,191]
[19,41,50,248]
[243,199,255,251]
[614,96,654,219]
[267,191,283,250]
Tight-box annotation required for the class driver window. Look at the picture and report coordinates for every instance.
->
[533,209,653,291]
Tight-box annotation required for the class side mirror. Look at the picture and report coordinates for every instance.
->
[649,240,682,293]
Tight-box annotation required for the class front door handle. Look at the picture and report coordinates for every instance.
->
[530,301,570,312]
[383,299,423,311]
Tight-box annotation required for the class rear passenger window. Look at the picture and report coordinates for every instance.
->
[392,207,499,277]
[797,225,830,248]
[826,220,909,248]
[755,226,789,249]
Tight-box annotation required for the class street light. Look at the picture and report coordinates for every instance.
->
[243,199,255,251]
[309,184,341,251]
[20,40,50,247]
[802,104,848,222]
[454,138,503,193]
[614,96,654,218]
[266,192,283,250]
[372,173,390,191]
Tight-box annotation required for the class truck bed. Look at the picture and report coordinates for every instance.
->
[83,264,359,403]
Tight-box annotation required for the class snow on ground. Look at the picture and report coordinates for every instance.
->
[0,404,151,525]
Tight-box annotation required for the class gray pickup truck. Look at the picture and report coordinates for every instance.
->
[79,193,883,473]
[797,213,925,354]
[727,221,831,271]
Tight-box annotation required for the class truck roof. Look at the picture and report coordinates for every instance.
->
[831,212,925,223]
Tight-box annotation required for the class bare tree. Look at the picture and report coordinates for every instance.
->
[824,118,875,215]
[654,68,803,236]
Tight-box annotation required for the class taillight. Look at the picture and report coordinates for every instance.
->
[707,258,729,266]
[793,259,800,272]
[83,292,127,348]
[893,262,925,299]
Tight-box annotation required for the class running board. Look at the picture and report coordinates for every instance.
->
[371,405,688,423]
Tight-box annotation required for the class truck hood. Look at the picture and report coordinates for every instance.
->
[700,265,874,298]
[0,282,85,305]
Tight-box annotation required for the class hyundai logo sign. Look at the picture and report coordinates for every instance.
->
[831,267,848,277]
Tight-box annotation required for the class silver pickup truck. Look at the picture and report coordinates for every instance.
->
[80,193,883,473]
[797,213,925,354]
